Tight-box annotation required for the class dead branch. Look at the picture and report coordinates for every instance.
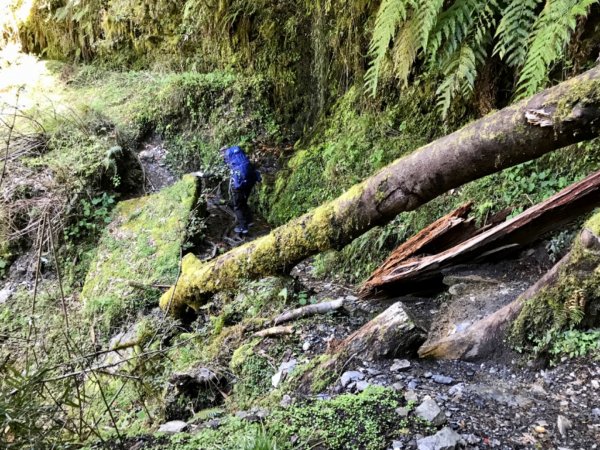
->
[253,325,294,338]
[273,298,346,325]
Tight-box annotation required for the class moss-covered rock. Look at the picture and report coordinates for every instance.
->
[81,175,201,331]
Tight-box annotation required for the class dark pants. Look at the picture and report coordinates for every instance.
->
[232,185,253,229]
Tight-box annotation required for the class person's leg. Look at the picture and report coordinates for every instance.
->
[232,188,249,232]
[242,185,254,226]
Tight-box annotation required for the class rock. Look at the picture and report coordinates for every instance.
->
[272,359,297,388]
[534,425,546,434]
[424,372,433,378]
[392,382,404,391]
[280,394,293,408]
[405,390,419,403]
[302,342,311,351]
[158,420,188,434]
[461,433,480,445]
[417,427,462,450]
[557,415,572,437]
[206,418,222,429]
[592,407,600,417]
[0,286,13,305]
[391,359,412,372]
[432,375,454,385]
[448,384,464,396]
[391,440,404,450]
[415,396,446,426]
[408,380,418,390]
[591,379,599,389]
[138,150,155,161]
[396,407,410,417]
[340,371,364,388]
[355,380,370,392]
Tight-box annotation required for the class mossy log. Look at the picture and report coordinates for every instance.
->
[419,211,600,360]
[161,67,600,315]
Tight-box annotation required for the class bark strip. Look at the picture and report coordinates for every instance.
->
[160,67,600,315]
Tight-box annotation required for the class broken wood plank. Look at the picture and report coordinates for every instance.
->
[361,202,476,295]
[365,169,600,293]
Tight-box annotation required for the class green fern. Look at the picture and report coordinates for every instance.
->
[436,43,478,118]
[365,0,413,95]
[494,0,543,68]
[516,0,598,98]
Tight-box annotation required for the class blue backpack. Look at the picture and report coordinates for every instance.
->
[224,146,261,189]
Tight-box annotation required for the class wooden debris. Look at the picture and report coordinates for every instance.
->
[273,298,346,325]
[361,202,477,295]
[253,325,294,338]
[363,169,600,293]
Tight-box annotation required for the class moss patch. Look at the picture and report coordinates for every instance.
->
[81,175,200,331]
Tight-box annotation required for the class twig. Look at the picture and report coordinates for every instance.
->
[253,325,294,338]
[273,298,346,325]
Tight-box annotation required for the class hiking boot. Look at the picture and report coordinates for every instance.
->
[234,226,249,234]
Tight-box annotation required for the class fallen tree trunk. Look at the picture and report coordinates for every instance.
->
[161,67,600,315]
[363,169,600,293]
[419,212,600,360]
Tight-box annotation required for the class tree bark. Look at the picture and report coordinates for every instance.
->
[161,66,600,315]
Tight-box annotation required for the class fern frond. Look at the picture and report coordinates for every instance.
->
[427,0,481,60]
[516,0,598,98]
[494,0,542,68]
[414,0,444,49]
[436,43,478,118]
[365,0,413,95]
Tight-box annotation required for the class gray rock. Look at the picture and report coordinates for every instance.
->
[206,418,222,429]
[592,407,600,417]
[415,396,446,426]
[391,359,412,372]
[272,359,297,387]
[408,380,419,390]
[405,390,419,403]
[340,371,364,387]
[158,420,188,434]
[432,375,454,385]
[0,287,13,305]
[280,394,293,408]
[461,433,480,445]
[302,341,311,351]
[448,383,464,396]
[392,382,404,391]
[557,415,572,437]
[396,407,410,417]
[391,440,404,450]
[356,381,370,392]
[417,427,462,450]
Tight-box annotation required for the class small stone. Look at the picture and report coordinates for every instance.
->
[405,390,419,403]
[396,407,410,417]
[207,418,221,429]
[415,396,446,426]
[280,394,292,408]
[417,426,461,450]
[592,407,600,417]
[366,368,382,376]
[408,380,419,390]
[432,375,454,385]
[448,384,464,396]
[534,425,546,434]
[557,415,572,437]
[355,380,370,392]
[461,433,480,445]
[391,359,412,372]
[424,372,433,378]
[0,287,13,305]
[392,382,404,391]
[302,342,311,351]
[391,440,404,450]
[591,379,599,389]
[340,371,364,387]
[158,420,188,434]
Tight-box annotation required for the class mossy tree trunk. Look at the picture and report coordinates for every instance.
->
[161,67,600,315]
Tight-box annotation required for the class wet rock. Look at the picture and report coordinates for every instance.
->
[432,375,454,385]
[415,396,446,426]
[340,371,364,387]
[417,426,462,450]
[158,420,188,434]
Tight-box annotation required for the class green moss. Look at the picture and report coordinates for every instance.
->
[510,211,600,354]
[82,175,200,331]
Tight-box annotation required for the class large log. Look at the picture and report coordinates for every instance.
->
[161,66,600,315]
[363,169,600,293]
[419,212,600,360]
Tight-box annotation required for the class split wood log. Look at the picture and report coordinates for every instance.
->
[160,67,600,315]
[273,298,346,325]
[361,202,477,295]
[365,169,600,293]
[419,212,600,359]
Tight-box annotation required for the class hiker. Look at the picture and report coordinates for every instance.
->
[221,145,261,234]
